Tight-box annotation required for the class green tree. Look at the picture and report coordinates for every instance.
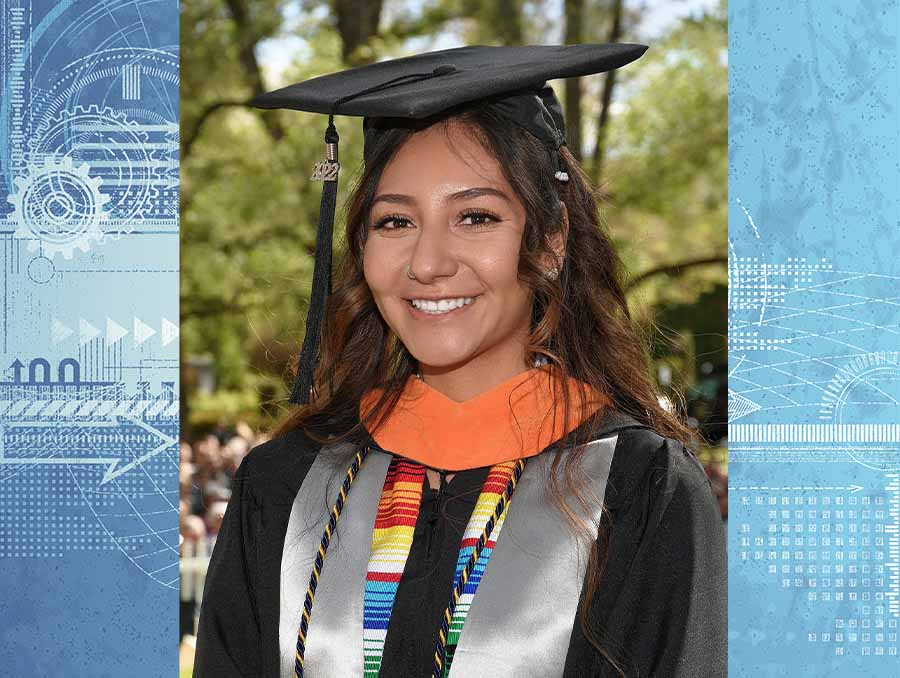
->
[179,0,728,429]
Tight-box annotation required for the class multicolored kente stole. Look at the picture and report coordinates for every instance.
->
[362,458,426,676]
[362,456,519,678]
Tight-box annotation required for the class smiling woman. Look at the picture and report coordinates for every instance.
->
[363,123,555,397]
[194,44,727,678]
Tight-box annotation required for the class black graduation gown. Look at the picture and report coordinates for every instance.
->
[193,409,727,678]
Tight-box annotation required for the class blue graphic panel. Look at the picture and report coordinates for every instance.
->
[729,1,900,674]
[0,1,179,674]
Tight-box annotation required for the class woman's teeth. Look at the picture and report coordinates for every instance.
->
[409,297,475,314]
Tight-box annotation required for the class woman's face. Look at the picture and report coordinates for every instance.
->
[363,122,536,376]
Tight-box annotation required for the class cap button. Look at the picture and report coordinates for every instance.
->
[432,65,457,76]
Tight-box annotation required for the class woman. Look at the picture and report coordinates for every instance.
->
[193,44,727,678]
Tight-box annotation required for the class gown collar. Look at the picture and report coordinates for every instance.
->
[359,365,611,471]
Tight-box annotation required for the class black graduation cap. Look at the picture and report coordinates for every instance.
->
[250,43,648,405]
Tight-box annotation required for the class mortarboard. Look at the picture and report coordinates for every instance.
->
[249,43,648,405]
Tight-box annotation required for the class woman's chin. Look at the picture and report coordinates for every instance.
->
[405,346,478,372]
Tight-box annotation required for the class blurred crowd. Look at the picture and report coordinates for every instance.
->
[179,421,268,549]
[179,421,269,640]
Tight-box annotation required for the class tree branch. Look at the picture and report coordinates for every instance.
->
[626,255,727,291]
[495,0,524,45]
[591,0,624,183]
[180,298,254,320]
[223,0,284,121]
[334,0,384,65]
[564,0,584,162]
[181,100,249,160]
[379,5,461,42]
[182,0,286,162]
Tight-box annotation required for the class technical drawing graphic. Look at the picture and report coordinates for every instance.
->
[0,1,180,672]
[728,2,900,670]
[0,359,180,587]
[31,104,161,228]
[9,155,109,259]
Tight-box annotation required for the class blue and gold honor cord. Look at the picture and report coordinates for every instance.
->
[295,446,370,678]
[432,458,525,678]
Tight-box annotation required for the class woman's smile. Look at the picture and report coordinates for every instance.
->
[405,295,481,319]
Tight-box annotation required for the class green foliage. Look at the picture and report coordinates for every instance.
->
[180,0,728,426]
[603,3,728,313]
[609,4,728,397]
[181,4,362,415]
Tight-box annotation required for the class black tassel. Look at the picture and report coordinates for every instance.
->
[288,69,462,405]
[290,120,340,405]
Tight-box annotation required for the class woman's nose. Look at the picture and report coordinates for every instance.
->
[407,220,458,282]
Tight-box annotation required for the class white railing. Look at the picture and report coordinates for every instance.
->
[180,536,215,635]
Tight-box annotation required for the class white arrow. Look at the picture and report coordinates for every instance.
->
[99,415,177,484]
[0,421,120,472]
[51,317,74,344]
[161,317,179,347]
[0,418,176,485]
[79,318,101,345]
[4,420,118,429]
[133,317,156,346]
[106,317,129,344]
[0,457,120,469]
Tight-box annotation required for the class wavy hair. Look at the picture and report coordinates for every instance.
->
[271,102,694,675]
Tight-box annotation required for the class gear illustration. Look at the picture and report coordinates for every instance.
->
[9,155,110,260]
[30,105,159,225]
[31,104,148,155]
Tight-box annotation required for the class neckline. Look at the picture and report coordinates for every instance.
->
[359,365,610,470]
[408,364,553,408]
[422,465,490,495]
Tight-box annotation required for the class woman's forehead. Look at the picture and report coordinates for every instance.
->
[376,123,512,196]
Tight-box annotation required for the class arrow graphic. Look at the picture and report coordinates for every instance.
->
[9,359,24,383]
[0,416,177,485]
[0,420,121,473]
[99,415,177,485]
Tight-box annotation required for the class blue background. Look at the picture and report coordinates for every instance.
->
[729,1,900,674]
[0,1,179,674]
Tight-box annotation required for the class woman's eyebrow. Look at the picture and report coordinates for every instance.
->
[371,193,416,207]
[448,187,511,204]
[371,186,512,208]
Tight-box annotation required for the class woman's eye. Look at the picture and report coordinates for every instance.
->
[373,215,412,230]
[459,211,500,227]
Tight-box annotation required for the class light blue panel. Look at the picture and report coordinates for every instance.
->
[729,1,900,675]
[0,0,179,674]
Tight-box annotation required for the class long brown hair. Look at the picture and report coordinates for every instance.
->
[271,102,693,674]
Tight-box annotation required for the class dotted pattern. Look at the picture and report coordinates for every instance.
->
[739,490,899,657]
[0,372,180,587]
[730,257,834,314]
[0,466,117,557]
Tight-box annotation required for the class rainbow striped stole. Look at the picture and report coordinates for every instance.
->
[362,458,426,677]
[362,457,516,678]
